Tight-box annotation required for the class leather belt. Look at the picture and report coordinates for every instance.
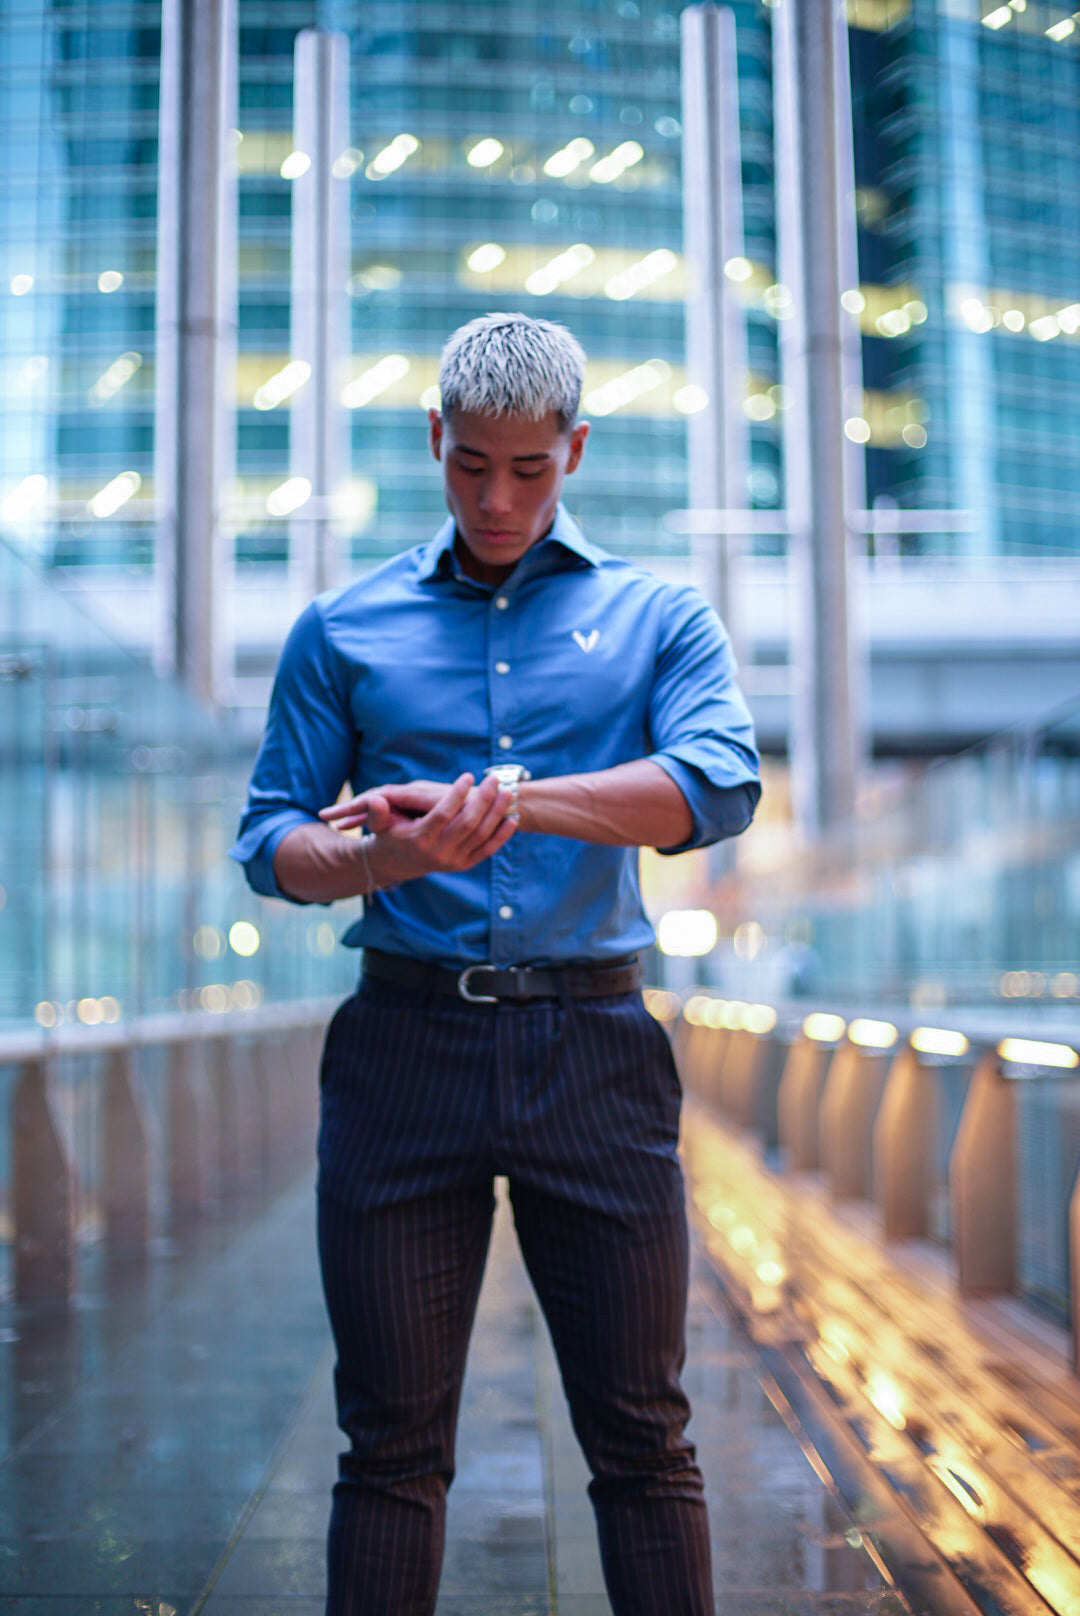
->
[362,947,642,1005]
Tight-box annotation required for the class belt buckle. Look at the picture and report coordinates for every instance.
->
[458,963,499,1004]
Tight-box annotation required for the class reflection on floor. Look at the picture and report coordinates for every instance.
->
[0,1165,911,1615]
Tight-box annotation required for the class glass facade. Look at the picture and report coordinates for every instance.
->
[231,0,757,570]
[850,0,1080,555]
[0,3,161,570]
[1,1,1077,598]
[0,529,359,1033]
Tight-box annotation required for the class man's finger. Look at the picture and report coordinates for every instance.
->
[420,772,474,832]
[440,775,501,846]
[320,794,368,821]
[459,786,514,858]
[464,812,518,865]
[382,783,444,816]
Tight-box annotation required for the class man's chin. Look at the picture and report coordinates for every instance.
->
[464,530,533,560]
[472,528,525,546]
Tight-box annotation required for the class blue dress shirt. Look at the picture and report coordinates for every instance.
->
[230,503,760,966]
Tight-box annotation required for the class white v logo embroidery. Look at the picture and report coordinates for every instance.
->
[572,629,600,653]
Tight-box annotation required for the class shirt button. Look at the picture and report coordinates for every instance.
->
[498,734,513,750]
[495,660,510,675]
[495,595,510,610]
[498,904,513,920]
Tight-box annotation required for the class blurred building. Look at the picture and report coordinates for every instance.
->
[848,0,1080,558]
[0,0,1077,742]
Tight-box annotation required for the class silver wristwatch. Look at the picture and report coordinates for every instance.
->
[483,762,531,820]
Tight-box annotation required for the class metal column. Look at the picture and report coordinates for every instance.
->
[680,3,750,649]
[773,0,866,837]
[938,22,998,558]
[154,0,236,707]
[290,29,351,607]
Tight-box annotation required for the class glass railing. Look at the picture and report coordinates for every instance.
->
[0,535,360,1035]
[677,701,1080,1327]
[712,696,1080,1018]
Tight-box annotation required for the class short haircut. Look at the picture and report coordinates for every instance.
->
[438,312,586,432]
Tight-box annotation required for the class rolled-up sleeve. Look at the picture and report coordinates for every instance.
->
[645,585,761,854]
[228,599,357,902]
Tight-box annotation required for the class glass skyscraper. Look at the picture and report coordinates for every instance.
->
[1,0,1077,609]
[849,0,1080,557]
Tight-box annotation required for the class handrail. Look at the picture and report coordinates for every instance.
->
[3,1000,337,1305]
[649,989,1080,1073]
[0,997,344,1064]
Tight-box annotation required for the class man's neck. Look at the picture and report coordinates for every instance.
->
[452,532,518,588]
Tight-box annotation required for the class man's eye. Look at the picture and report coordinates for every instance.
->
[515,469,544,479]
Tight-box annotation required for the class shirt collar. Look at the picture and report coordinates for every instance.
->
[416,502,603,585]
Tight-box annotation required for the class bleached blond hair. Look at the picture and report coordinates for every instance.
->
[438,312,586,432]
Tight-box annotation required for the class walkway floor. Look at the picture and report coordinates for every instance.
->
[0,1164,912,1614]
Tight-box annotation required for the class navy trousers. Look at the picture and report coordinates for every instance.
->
[315,974,713,1615]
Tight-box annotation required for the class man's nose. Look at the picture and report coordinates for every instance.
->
[478,475,514,516]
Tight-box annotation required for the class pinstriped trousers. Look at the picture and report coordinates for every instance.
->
[315,974,713,1615]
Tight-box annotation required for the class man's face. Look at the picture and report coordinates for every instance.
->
[429,406,589,583]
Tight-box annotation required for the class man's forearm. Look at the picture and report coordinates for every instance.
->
[272,820,385,903]
[515,759,693,849]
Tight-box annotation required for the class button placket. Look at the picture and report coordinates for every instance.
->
[488,589,517,962]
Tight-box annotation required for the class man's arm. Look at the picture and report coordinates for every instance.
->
[274,772,517,903]
[317,585,760,858]
[318,758,754,853]
[513,759,693,848]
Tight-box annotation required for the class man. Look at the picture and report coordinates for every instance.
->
[231,312,760,1616]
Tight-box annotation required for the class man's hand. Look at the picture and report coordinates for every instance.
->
[363,772,517,886]
[273,773,516,904]
[319,779,446,831]
[320,760,697,854]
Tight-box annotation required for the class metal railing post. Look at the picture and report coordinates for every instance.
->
[949,1050,1017,1292]
[873,1045,940,1240]
[13,1053,77,1300]
[777,1035,832,1171]
[818,1041,889,1200]
[103,1046,152,1248]
[720,1028,757,1123]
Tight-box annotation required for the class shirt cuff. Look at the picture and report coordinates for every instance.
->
[647,753,761,854]
[228,810,327,904]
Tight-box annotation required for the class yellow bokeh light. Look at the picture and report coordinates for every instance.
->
[911,1026,969,1057]
[228,921,261,958]
[847,1017,898,1049]
[803,1012,846,1043]
[193,924,224,960]
[656,909,718,957]
[998,1037,1079,1070]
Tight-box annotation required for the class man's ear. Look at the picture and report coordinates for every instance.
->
[565,420,590,475]
[429,408,444,462]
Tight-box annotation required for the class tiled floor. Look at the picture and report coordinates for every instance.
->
[0,1165,912,1614]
